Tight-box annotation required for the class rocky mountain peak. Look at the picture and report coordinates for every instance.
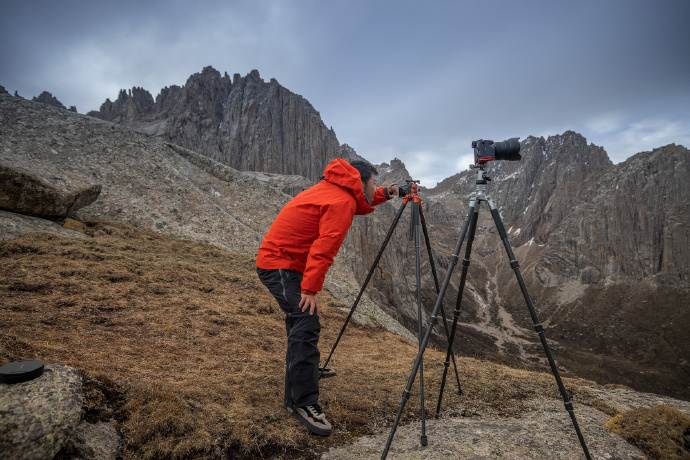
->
[88,66,341,182]
[540,142,689,286]
[30,91,77,112]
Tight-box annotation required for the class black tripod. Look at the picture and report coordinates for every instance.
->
[320,181,463,446]
[381,165,592,459]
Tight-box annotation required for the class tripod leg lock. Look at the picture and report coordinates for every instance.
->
[402,389,411,401]
[427,316,438,326]
[534,323,544,333]
[510,259,519,269]
[449,254,459,264]
[462,258,471,267]
[564,401,574,411]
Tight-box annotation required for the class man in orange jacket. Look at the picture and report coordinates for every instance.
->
[257,158,398,436]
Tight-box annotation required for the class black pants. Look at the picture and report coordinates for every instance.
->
[257,268,321,408]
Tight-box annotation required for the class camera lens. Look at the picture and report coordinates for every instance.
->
[493,138,521,161]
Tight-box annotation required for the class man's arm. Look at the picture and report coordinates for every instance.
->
[372,183,399,206]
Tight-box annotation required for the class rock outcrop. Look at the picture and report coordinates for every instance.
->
[0,364,82,460]
[0,158,101,218]
[0,210,88,242]
[540,143,689,286]
[88,67,343,182]
[31,92,76,112]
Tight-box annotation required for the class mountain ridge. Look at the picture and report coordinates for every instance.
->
[86,67,343,182]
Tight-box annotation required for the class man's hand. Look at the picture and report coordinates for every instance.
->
[300,293,322,316]
[386,183,399,197]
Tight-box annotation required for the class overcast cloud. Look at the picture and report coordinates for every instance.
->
[2,0,688,185]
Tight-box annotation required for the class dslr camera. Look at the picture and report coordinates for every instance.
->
[473,138,521,164]
[397,180,419,198]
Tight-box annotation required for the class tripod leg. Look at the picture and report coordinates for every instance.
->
[488,200,592,460]
[381,202,476,460]
[320,200,408,379]
[435,205,479,418]
[419,202,463,397]
[412,200,428,446]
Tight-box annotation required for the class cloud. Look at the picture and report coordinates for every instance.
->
[581,107,690,162]
[599,116,690,163]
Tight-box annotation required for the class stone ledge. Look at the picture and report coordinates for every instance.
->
[0,363,82,460]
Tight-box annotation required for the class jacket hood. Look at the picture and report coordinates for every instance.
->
[323,158,374,215]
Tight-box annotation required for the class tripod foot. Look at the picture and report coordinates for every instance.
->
[420,435,428,447]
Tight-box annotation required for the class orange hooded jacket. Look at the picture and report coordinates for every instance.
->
[256,158,390,294]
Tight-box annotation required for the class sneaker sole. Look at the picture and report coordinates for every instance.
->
[318,367,337,379]
[286,404,332,436]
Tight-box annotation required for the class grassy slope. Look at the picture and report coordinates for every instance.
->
[0,221,678,459]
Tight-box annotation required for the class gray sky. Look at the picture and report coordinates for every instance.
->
[2,0,689,185]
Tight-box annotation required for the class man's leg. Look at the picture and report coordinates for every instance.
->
[257,268,331,436]
[257,268,320,407]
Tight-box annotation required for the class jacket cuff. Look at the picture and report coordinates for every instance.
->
[301,289,317,296]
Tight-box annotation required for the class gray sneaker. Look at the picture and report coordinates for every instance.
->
[286,402,332,436]
[319,365,337,379]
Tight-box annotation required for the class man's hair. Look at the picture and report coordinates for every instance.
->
[349,160,378,182]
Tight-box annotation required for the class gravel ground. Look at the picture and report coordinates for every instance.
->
[322,384,690,460]
[322,398,640,459]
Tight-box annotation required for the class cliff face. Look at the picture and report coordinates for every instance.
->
[88,67,342,181]
[540,143,689,286]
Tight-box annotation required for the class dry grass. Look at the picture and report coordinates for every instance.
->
[1,221,597,459]
[605,405,690,459]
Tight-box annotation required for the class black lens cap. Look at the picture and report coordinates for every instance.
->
[0,360,45,384]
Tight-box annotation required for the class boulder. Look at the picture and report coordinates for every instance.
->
[0,210,89,243]
[0,363,83,459]
[0,158,101,218]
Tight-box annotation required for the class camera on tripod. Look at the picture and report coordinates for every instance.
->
[473,138,521,164]
[397,180,420,198]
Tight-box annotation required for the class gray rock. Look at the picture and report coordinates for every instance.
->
[0,157,101,218]
[0,210,88,243]
[62,420,121,460]
[0,364,83,460]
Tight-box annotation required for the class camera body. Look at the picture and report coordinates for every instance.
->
[398,183,412,198]
[397,180,419,198]
[473,138,521,164]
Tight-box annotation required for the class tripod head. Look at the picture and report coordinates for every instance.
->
[400,180,421,204]
[470,164,490,182]
[398,179,420,199]
[468,164,493,202]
